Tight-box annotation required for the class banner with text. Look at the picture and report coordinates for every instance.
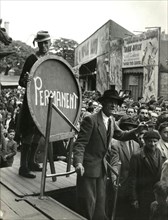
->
[122,29,159,68]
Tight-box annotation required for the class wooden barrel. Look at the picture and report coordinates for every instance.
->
[27,55,81,141]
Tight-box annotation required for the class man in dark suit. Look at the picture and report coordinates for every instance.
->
[73,90,145,220]
[108,115,141,220]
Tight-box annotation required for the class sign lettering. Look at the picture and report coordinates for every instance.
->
[34,76,78,109]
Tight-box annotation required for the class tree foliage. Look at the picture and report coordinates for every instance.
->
[0,40,35,75]
[0,37,78,76]
[52,38,78,67]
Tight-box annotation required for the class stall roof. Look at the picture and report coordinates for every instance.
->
[76,19,133,48]
[0,75,19,87]
[1,81,18,86]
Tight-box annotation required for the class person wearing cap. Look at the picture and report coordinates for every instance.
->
[17,31,51,178]
[128,130,166,220]
[73,89,146,220]
[107,115,140,220]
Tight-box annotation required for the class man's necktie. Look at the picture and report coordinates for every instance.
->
[107,118,111,143]
[128,140,133,157]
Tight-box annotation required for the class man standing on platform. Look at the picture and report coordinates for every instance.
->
[73,89,146,220]
[17,31,51,178]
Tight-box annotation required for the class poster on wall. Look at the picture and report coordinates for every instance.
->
[122,29,159,68]
[129,75,139,85]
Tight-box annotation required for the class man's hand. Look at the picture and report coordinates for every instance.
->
[75,163,85,176]
[131,200,139,209]
[2,155,7,161]
[24,72,33,83]
[136,122,148,133]
[112,180,121,191]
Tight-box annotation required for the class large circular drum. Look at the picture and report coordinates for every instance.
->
[27,55,81,141]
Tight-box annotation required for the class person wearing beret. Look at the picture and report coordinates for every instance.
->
[108,115,141,220]
[128,130,166,220]
[17,31,51,178]
[73,89,146,220]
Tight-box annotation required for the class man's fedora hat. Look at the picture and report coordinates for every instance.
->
[33,31,51,45]
[98,89,123,106]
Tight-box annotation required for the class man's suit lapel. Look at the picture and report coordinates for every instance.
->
[121,141,131,161]
[97,111,106,148]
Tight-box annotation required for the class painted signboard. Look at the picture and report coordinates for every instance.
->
[122,29,160,101]
[27,55,81,140]
[122,29,159,68]
[75,22,110,65]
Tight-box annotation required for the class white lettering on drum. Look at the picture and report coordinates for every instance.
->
[34,76,42,105]
[33,77,78,109]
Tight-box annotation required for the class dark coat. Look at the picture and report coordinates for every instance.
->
[73,110,139,220]
[150,201,168,220]
[128,148,166,220]
[73,110,137,178]
[17,54,38,136]
[110,139,140,195]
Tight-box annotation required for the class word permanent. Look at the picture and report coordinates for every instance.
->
[33,76,78,109]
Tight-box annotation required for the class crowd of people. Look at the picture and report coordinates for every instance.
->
[0,29,168,220]
[73,90,168,220]
[1,79,168,220]
[0,86,24,167]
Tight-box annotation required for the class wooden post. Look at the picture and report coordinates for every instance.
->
[39,95,53,199]
[48,142,57,182]
[111,161,121,220]
[66,138,74,176]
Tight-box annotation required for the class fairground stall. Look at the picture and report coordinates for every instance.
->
[74,20,168,101]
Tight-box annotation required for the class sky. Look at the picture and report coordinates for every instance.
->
[0,0,168,47]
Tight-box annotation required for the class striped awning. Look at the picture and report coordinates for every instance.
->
[123,67,143,74]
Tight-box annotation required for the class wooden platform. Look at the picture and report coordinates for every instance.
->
[0,152,77,197]
[0,184,86,220]
[0,152,86,220]
[0,184,48,220]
